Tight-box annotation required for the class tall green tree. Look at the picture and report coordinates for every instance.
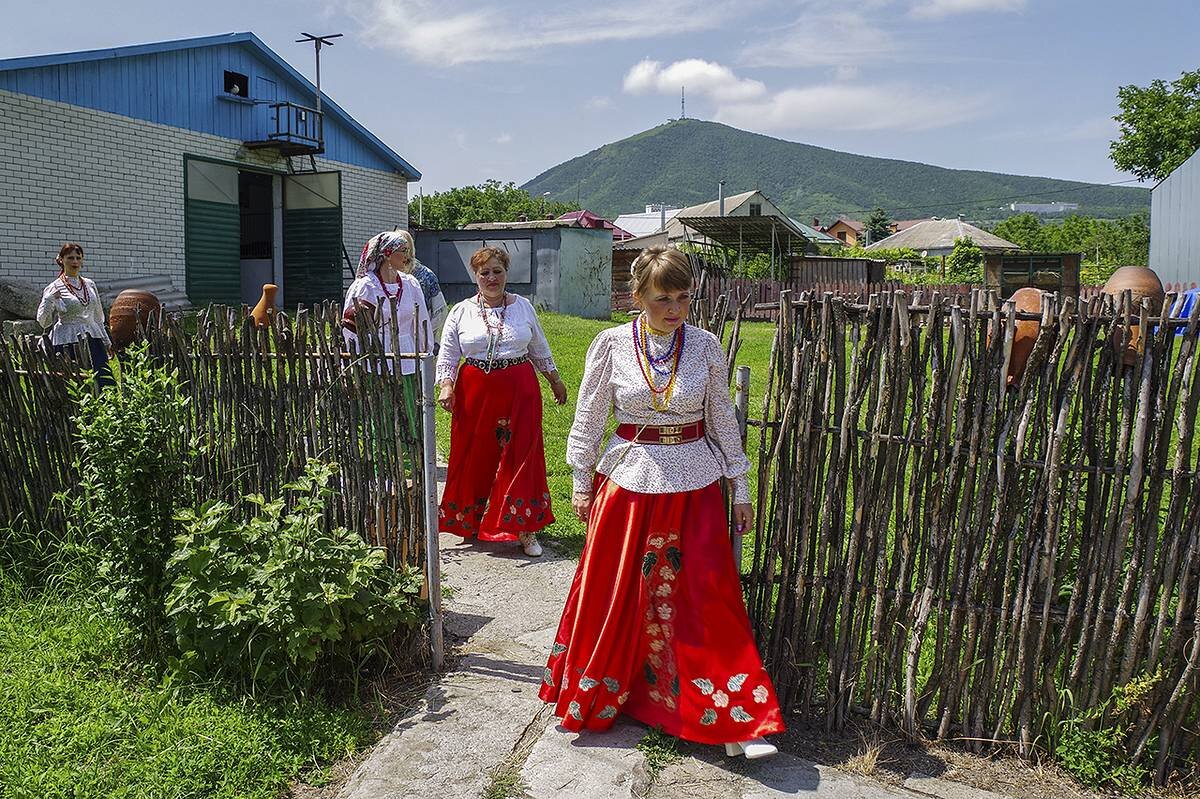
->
[409,180,580,229]
[946,237,984,283]
[863,207,892,245]
[1110,69,1200,181]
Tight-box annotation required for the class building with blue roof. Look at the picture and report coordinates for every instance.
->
[0,32,420,308]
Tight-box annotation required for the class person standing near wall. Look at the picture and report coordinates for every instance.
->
[394,228,448,347]
[36,242,113,387]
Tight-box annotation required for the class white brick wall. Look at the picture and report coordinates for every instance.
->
[0,88,409,296]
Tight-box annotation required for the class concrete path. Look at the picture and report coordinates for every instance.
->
[336,533,968,799]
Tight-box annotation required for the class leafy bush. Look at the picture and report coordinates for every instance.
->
[166,460,424,692]
[73,345,192,660]
[946,236,984,283]
[1053,670,1162,794]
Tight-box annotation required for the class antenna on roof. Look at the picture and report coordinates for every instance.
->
[296,32,343,115]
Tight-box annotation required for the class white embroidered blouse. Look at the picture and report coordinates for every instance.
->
[36,276,110,346]
[566,321,751,503]
[342,272,433,376]
[436,294,558,383]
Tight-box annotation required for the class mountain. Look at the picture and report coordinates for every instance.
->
[521,119,1149,223]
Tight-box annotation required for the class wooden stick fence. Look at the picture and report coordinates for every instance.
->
[740,287,1200,785]
[0,302,429,576]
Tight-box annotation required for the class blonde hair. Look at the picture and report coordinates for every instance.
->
[630,247,693,297]
[393,229,417,273]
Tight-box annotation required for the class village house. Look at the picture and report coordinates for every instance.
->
[0,32,420,309]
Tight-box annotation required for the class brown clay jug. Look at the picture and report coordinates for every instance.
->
[251,284,277,328]
[108,289,162,352]
[1102,266,1164,367]
[1006,287,1043,386]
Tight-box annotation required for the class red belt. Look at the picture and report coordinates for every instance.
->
[615,421,705,445]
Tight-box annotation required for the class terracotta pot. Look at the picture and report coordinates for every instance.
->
[1102,266,1165,366]
[251,283,277,328]
[108,289,162,351]
[1006,287,1043,386]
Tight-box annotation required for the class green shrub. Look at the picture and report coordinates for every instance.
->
[946,236,984,283]
[72,345,192,660]
[1053,670,1162,794]
[166,460,424,692]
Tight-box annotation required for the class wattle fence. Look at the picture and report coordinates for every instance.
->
[0,303,430,574]
[736,288,1199,785]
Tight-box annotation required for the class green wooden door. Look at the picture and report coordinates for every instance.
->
[184,158,241,306]
[283,172,343,307]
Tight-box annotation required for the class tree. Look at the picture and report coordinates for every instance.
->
[864,207,892,245]
[409,180,580,229]
[991,213,1049,251]
[946,237,984,283]
[1110,69,1200,181]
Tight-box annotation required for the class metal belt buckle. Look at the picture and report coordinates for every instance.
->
[658,424,683,445]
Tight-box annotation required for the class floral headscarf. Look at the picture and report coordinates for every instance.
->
[356,231,411,278]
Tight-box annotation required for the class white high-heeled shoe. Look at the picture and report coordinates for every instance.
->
[518,532,542,557]
[724,737,778,759]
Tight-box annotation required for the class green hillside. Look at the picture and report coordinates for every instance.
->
[521,119,1149,222]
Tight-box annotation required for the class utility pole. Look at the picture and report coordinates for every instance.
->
[296,32,343,115]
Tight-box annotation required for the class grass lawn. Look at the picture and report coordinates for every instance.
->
[0,573,378,799]
[435,311,778,557]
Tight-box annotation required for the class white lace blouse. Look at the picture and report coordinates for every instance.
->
[36,276,110,346]
[566,321,751,503]
[436,294,558,383]
[342,272,432,376]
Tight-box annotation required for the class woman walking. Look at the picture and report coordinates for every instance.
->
[540,247,783,758]
[436,246,567,557]
[36,242,113,387]
[342,230,433,442]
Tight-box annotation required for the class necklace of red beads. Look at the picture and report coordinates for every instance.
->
[58,273,90,307]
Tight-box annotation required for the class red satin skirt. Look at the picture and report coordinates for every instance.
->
[439,361,554,541]
[539,478,785,744]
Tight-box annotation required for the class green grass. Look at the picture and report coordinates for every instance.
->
[0,577,375,799]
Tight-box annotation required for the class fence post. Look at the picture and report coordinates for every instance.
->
[420,351,444,671]
[732,365,751,572]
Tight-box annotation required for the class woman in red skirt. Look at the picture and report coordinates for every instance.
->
[540,246,783,758]
[436,246,568,556]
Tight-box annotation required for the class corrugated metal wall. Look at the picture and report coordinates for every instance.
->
[1151,149,1200,288]
[0,43,394,173]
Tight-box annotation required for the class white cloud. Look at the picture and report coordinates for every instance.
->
[624,57,982,133]
[585,96,615,111]
[339,0,731,66]
[739,13,902,69]
[494,132,513,144]
[717,84,983,132]
[623,58,767,103]
[911,0,1026,18]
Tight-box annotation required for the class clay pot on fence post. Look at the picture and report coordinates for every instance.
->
[1101,266,1165,367]
[108,289,162,352]
[251,283,277,328]
[1006,287,1044,386]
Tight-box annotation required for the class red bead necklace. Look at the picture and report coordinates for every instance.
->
[58,273,90,307]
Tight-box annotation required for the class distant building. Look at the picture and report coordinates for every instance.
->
[613,205,682,238]
[1150,148,1200,288]
[820,216,864,246]
[1009,202,1079,215]
[556,210,633,240]
[866,218,1020,258]
[0,33,420,309]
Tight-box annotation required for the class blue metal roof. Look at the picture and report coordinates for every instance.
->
[0,32,420,179]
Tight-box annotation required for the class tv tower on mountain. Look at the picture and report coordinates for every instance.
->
[681,86,686,119]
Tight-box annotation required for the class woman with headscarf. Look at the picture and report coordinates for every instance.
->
[342,231,433,442]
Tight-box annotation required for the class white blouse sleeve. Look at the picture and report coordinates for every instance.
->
[566,330,615,494]
[436,303,466,383]
[702,333,751,504]
[36,283,62,330]
[87,280,110,345]
[524,299,557,374]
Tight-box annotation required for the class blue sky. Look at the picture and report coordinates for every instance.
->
[4,0,1197,203]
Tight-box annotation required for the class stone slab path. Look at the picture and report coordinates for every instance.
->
[337,533,997,799]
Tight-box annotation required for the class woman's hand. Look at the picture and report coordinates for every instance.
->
[572,491,593,522]
[550,376,568,405]
[438,381,455,413]
[733,503,754,535]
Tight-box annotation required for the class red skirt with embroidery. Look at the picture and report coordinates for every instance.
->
[439,360,554,541]
[539,478,784,745]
